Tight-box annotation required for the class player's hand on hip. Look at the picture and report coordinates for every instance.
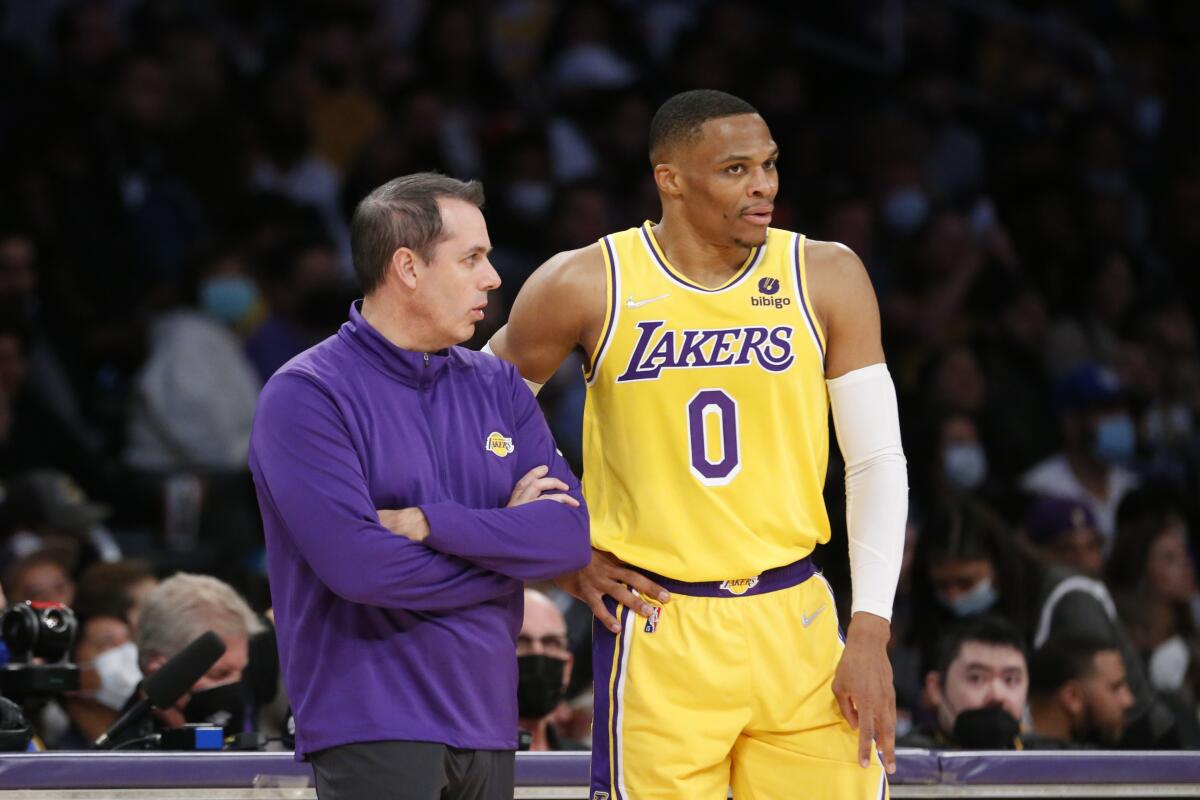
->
[554,548,670,634]
[831,612,897,776]
[508,465,580,508]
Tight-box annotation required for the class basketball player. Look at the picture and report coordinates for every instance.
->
[487,90,907,799]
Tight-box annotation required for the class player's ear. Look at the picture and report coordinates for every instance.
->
[924,670,944,707]
[654,163,682,198]
[391,246,421,289]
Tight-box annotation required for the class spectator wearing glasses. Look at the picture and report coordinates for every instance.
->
[517,589,574,752]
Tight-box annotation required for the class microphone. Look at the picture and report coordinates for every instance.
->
[93,631,226,749]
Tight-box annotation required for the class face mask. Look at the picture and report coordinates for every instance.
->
[1149,635,1189,693]
[1092,413,1136,463]
[517,654,566,719]
[938,577,998,618]
[943,443,988,490]
[87,642,142,711]
[882,187,929,234]
[953,704,1019,749]
[200,276,258,326]
[184,681,247,734]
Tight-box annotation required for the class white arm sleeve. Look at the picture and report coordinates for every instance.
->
[827,362,908,621]
[481,341,544,395]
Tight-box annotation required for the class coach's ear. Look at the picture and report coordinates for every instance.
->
[391,247,421,290]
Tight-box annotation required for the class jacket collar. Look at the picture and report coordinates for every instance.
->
[338,300,453,388]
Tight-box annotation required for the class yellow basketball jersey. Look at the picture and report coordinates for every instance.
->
[582,222,831,581]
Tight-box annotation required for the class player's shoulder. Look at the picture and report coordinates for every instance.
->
[533,242,607,288]
[802,238,866,276]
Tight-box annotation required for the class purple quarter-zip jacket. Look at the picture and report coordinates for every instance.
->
[248,302,590,759]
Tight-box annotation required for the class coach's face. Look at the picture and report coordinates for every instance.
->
[416,198,500,348]
[663,113,778,249]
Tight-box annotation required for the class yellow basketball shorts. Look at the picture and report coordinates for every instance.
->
[590,558,888,800]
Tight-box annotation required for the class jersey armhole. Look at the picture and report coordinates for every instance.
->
[791,234,827,367]
[582,235,620,384]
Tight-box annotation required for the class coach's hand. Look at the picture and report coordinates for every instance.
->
[556,549,670,634]
[832,612,897,776]
[507,465,580,508]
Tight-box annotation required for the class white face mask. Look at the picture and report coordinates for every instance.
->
[87,642,142,711]
[1149,635,1190,693]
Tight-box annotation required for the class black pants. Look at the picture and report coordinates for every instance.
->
[310,740,514,800]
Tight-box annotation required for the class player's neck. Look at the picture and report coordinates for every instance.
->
[652,216,754,289]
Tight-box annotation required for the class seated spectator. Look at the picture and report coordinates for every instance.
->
[0,468,121,571]
[53,610,140,749]
[517,589,580,751]
[2,549,74,606]
[1021,497,1105,579]
[1107,486,1200,702]
[73,559,158,634]
[1021,363,1140,546]
[1028,634,1134,748]
[900,616,1029,749]
[112,572,263,747]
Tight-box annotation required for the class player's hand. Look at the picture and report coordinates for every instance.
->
[508,465,580,508]
[377,507,430,542]
[832,612,897,775]
[555,548,670,633]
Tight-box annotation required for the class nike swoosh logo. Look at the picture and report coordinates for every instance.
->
[801,604,826,627]
[625,293,670,309]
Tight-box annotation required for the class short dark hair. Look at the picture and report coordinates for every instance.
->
[935,615,1027,678]
[350,172,485,294]
[648,90,759,165]
[1029,634,1118,695]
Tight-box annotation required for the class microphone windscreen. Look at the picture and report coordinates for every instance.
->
[143,631,226,709]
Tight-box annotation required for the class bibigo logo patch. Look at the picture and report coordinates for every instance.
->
[719,577,760,596]
[484,432,515,458]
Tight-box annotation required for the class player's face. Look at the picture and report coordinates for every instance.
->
[1077,650,1133,745]
[940,642,1028,732]
[418,199,500,347]
[675,114,779,248]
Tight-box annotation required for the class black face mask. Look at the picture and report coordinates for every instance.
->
[953,705,1019,749]
[184,681,247,734]
[517,655,565,720]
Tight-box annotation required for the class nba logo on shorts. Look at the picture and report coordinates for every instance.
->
[719,577,760,596]
[644,606,661,633]
[758,277,780,295]
[593,793,611,800]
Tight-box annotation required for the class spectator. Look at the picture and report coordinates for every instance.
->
[73,559,158,634]
[900,616,1028,749]
[1021,363,1140,544]
[517,589,578,752]
[112,572,263,748]
[1028,634,1134,748]
[53,611,140,749]
[1021,497,1105,579]
[2,549,74,606]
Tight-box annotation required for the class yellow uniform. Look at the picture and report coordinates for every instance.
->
[585,223,887,800]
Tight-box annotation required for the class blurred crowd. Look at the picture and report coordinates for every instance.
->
[1,0,1198,752]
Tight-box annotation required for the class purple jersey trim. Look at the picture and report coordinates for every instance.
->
[637,557,815,598]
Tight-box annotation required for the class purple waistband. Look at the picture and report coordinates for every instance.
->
[638,557,816,598]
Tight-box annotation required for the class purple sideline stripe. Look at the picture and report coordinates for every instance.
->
[639,223,761,293]
[585,235,620,383]
[638,557,815,598]
[792,234,825,362]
